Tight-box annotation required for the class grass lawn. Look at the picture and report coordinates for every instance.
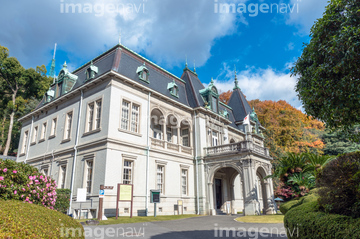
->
[78,214,201,225]
[235,215,284,224]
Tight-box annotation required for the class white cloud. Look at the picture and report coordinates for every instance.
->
[211,63,301,109]
[285,42,294,51]
[0,0,246,70]
[286,0,328,34]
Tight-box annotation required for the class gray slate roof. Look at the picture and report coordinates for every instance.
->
[39,44,253,132]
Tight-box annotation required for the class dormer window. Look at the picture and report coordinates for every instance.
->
[44,88,55,103]
[136,63,150,83]
[85,61,98,82]
[167,80,179,98]
[199,78,219,113]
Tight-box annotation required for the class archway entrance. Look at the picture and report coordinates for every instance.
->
[212,167,244,214]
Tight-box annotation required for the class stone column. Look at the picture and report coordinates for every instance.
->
[265,179,275,214]
[208,182,215,215]
[242,159,257,215]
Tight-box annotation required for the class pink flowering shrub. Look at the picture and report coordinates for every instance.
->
[0,159,57,209]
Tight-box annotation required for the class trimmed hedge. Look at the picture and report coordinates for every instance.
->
[281,190,360,239]
[0,199,84,238]
[55,189,71,214]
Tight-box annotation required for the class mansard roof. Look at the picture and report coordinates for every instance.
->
[227,88,252,123]
[33,44,254,133]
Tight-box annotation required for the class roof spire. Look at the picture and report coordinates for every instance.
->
[211,77,214,84]
[49,43,57,84]
[193,60,196,73]
[185,54,188,68]
[233,65,240,90]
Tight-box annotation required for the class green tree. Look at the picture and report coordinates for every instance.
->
[0,45,51,155]
[322,128,360,156]
[291,0,360,140]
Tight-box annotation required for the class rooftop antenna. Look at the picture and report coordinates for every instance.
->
[49,43,57,84]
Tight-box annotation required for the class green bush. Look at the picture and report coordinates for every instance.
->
[282,190,360,239]
[55,189,71,214]
[0,159,57,209]
[317,151,360,218]
[0,199,84,238]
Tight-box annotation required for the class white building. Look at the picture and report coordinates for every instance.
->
[17,44,275,218]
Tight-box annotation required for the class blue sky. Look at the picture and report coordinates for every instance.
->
[0,0,329,109]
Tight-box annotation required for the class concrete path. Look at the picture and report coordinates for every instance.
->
[83,215,289,239]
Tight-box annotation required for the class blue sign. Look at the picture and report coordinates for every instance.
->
[99,189,105,195]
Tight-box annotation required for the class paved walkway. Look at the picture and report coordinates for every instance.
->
[83,215,288,239]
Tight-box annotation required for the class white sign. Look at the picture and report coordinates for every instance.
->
[77,188,87,202]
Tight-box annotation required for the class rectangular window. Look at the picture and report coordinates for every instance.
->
[181,169,188,195]
[50,118,57,136]
[121,100,140,133]
[157,165,165,194]
[166,127,172,142]
[60,165,66,189]
[130,104,139,133]
[41,122,47,140]
[181,128,189,147]
[212,131,218,146]
[123,160,133,184]
[95,100,102,129]
[153,124,162,140]
[121,100,130,130]
[212,96,218,113]
[86,160,93,193]
[88,103,94,131]
[32,126,38,143]
[42,168,48,176]
[65,112,73,139]
[22,130,29,154]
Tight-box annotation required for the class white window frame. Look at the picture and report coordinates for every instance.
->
[40,121,47,141]
[156,164,165,194]
[64,111,73,140]
[181,168,188,196]
[212,130,219,146]
[21,130,29,154]
[85,160,94,194]
[181,128,189,147]
[122,160,133,185]
[85,98,102,133]
[58,164,67,189]
[50,117,57,138]
[120,99,141,134]
[31,126,38,144]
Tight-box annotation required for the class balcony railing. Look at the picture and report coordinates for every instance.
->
[150,138,192,155]
[204,141,270,157]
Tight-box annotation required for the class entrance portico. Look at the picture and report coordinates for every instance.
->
[203,140,276,216]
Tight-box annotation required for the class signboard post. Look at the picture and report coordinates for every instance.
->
[116,184,134,219]
[77,188,87,219]
[97,185,104,220]
[150,190,161,217]
[97,185,114,221]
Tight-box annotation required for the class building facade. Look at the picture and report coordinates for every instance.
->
[17,44,275,218]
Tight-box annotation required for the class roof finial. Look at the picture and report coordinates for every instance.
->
[211,77,214,84]
[185,54,188,68]
[193,60,196,73]
[63,61,67,68]
[233,65,240,90]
